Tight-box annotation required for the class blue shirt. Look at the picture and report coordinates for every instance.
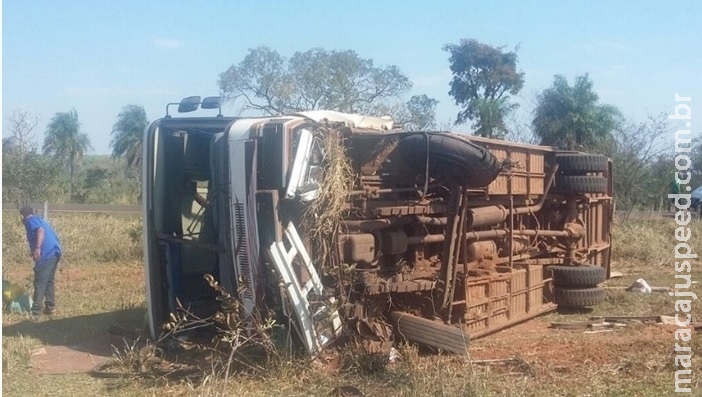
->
[24,216,62,262]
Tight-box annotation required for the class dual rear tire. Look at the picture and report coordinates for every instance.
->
[550,154,609,307]
[553,153,609,194]
[555,153,608,174]
[548,265,607,308]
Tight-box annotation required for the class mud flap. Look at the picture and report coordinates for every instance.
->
[391,311,469,354]
[269,223,342,354]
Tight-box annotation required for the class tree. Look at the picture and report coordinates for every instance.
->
[2,136,20,155]
[403,95,440,131]
[5,108,40,161]
[218,46,420,116]
[110,105,149,171]
[373,94,439,131]
[76,155,141,205]
[43,109,92,196]
[598,114,670,213]
[532,74,621,152]
[471,97,518,138]
[2,151,59,205]
[80,166,118,204]
[444,39,524,137]
[2,109,59,205]
[689,138,702,189]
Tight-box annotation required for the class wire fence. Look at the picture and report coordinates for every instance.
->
[2,203,141,217]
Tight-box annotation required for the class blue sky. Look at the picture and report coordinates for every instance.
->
[3,1,701,154]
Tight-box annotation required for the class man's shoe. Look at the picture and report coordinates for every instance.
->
[43,308,55,316]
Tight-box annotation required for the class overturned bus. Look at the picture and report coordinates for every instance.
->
[143,96,613,355]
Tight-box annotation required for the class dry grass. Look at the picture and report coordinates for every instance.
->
[2,211,146,397]
[2,211,702,396]
[304,126,354,235]
[302,126,355,271]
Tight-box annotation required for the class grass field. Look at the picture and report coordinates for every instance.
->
[2,211,701,396]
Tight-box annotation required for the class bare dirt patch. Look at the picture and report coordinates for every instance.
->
[470,316,678,370]
[30,333,128,375]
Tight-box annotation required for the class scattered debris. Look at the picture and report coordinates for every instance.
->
[468,356,536,376]
[2,279,33,314]
[470,357,523,365]
[626,278,652,293]
[549,315,685,332]
[552,315,699,333]
[659,315,698,328]
[388,347,400,363]
[623,278,673,293]
[592,316,662,324]
[550,319,627,331]
[550,319,608,330]
[609,271,624,279]
[329,385,365,397]
[90,337,201,380]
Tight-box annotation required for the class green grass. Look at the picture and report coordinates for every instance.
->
[2,212,701,396]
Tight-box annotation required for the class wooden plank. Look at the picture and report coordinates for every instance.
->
[590,316,661,323]
[550,319,606,330]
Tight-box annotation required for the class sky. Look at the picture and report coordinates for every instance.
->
[3,0,701,155]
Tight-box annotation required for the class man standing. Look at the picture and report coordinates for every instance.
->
[20,206,62,317]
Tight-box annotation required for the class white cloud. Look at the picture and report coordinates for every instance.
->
[153,38,183,49]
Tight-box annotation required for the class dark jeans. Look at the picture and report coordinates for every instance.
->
[32,254,60,315]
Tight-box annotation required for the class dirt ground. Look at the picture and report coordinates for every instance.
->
[3,213,702,396]
[462,296,702,395]
[471,316,675,366]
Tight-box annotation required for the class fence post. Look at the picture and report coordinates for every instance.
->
[43,201,49,220]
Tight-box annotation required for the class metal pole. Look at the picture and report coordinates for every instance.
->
[508,171,514,268]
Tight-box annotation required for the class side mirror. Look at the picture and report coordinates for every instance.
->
[201,96,221,109]
[178,96,201,113]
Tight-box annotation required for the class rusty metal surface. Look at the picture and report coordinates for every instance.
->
[390,311,470,354]
[335,130,613,347]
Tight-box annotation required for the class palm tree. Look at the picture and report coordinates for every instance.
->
[532,74,621,151]
[110,105,149,171]
[43,109,92,195]
[473,97,518,138]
